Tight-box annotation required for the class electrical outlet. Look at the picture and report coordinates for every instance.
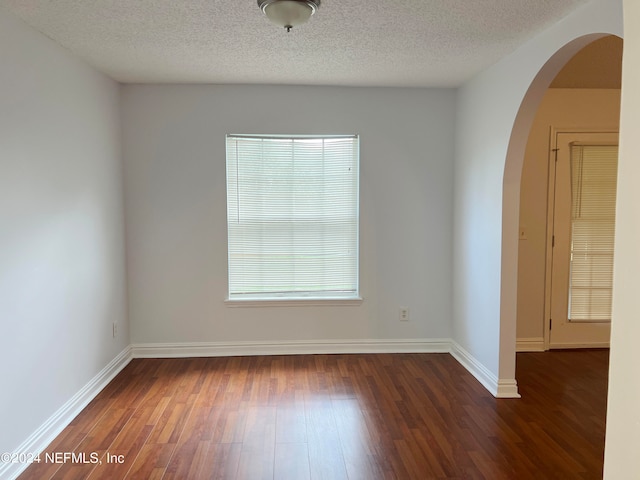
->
[112,322,118,338]
[399,307,410,321]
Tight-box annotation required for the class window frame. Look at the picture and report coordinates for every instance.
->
[225,134,362,306]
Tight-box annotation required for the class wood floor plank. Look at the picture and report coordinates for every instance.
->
[331,398,383,480]
[235,406,276,480]
[122,443,174,479]
[273,442,310,480]
[17,350,609,479]
[198,442,242,480]
[275,400,307,444]
[305,396,349,480]
[159,402,214,480]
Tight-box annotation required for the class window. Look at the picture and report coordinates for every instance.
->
[226,134,359,301]
[569,143,618,321]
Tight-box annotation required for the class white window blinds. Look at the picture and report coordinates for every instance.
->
[569,144,618,322]
[226,135,359,300]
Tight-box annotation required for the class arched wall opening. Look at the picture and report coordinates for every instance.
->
[500,33,623,385]
[516,36,622,351]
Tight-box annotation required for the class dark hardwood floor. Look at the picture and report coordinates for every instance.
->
[18,349,609,479]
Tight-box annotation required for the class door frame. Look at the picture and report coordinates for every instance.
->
[543,126,619,350]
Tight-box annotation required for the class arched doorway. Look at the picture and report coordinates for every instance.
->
[500,33,623,387]
[516,36,623,351]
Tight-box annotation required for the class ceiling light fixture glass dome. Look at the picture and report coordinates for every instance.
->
[257,0,321,32]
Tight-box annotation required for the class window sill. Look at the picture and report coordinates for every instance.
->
[225,297,363,308]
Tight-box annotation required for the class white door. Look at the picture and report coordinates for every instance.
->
[549,131,618,348]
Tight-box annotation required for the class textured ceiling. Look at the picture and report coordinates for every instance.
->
[0,0,592,87]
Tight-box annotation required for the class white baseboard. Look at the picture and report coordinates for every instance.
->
[0,346,132,480]
[516,337,546,352]
[450,341,521,398]
[495,379,521,398]
[131,338,452,358]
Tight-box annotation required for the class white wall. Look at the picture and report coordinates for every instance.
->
[604,0,640,474]
[122,85,455,345]
[452,0,622,393]
[517,88,621,345]
[0,8,128,455]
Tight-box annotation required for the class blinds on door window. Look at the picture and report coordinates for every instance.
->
[569,144,618,322]
[226,135,359,300]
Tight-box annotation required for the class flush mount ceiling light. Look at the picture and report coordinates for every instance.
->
[258,0,321,32]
